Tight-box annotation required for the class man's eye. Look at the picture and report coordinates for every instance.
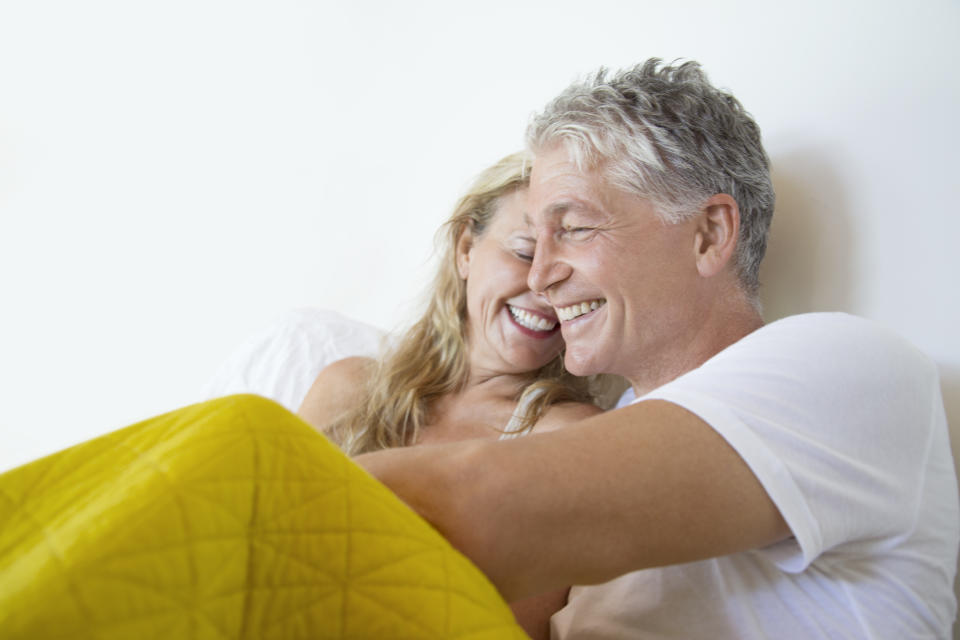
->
[563,226,593,236]
[514,252,533,262]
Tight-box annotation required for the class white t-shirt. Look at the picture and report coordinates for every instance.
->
[551,313,959,639]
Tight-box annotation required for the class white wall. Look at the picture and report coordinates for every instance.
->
[2,0,959,629]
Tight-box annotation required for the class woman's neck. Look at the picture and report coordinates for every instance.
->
[418,372,530,445]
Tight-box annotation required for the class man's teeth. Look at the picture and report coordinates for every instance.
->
[556,299,606,322]
[508,306,557,332]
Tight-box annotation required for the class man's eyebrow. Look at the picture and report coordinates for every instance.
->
[524,199,601,228]
[525,200,588,222]
[548,199,604,218]
[546,201,574,217]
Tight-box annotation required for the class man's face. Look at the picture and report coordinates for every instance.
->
[526,146,703,385]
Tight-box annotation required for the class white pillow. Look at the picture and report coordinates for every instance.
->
[201,308,386,412]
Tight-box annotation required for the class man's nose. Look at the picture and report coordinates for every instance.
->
[527,238,571,296]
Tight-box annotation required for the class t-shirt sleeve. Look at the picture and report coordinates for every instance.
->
[641,313,941,572]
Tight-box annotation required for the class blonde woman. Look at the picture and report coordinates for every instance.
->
[297,152,616,639]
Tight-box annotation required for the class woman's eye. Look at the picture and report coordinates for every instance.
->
[514,252,533,262]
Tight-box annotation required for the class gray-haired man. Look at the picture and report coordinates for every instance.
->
[360,59,958,639]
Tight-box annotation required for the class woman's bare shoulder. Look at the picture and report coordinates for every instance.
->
[320,356,376,380]
[297,356,376,429]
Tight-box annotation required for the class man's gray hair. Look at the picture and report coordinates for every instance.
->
[526,58,775,299]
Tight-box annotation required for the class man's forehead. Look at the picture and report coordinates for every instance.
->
[529,145,603,185]
[529,155,608,209]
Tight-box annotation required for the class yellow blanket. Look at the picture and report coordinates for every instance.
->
[0,394,527,639]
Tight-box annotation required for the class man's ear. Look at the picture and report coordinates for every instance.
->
[455,227,474,280]
[693,194,740,278]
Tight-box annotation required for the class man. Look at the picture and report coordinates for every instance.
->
[358,59,959,638]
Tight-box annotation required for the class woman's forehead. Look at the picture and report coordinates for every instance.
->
[487,188,531,235]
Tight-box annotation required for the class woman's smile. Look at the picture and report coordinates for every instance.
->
[505,304,560,339]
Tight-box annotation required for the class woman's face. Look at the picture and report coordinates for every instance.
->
[456,188,563,378]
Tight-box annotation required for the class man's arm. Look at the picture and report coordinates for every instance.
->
[356,399,790,601]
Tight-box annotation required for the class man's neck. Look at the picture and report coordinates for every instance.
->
[626,297,764,398]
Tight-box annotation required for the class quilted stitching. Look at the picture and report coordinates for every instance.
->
[0,395,529,639]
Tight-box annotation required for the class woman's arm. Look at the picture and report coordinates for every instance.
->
[297,356,374,430]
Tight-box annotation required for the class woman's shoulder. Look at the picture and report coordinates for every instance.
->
[308,356,376,397]
[297,356,376,429]
[321,355,376,379]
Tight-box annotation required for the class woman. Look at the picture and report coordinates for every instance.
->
[297,152,616,639]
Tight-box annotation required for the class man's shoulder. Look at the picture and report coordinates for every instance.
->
[707,312,941,408]
[746,312,934,369]
[630,312,939,408]
[758,311,896,339]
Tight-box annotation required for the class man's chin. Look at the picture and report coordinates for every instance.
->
[563,350,603,377]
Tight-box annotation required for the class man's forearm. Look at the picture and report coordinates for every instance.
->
[355,437,547,598]
[356,400,790,601]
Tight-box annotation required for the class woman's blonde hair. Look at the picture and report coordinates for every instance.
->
[325,151,606,455]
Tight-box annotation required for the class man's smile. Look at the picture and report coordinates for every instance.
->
[555,299,607,322]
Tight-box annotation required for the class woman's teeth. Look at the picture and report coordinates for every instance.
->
[557,299,606,322]
[508,306,557,332]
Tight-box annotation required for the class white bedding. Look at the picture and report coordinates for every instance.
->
[201,308,386,412]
